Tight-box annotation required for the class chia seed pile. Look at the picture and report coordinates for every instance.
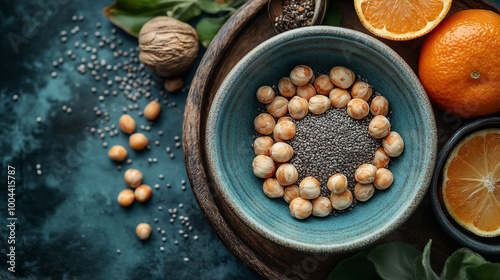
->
[274,0,315,31]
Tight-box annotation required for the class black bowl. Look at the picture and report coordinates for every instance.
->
[431,116,500,254]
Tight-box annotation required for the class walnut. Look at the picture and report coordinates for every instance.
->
[139,16,199,77]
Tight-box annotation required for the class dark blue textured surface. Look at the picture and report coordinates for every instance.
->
[0,1,257,279]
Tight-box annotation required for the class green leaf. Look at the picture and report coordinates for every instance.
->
[168,1,202,22]
[322,5,341,26]
[440,248,487,280]
[196,15,231,48]
[103,6,162,37]
[414,240,439,280]
[367,241,421,280]
[197,0,235,14]
[465,263,500,280]
[328,247,382,280]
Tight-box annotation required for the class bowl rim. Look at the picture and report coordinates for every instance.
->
[205,26,437,253]
[430,116,500,254]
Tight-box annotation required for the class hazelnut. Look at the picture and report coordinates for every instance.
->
[369,115,391,139]
[327,173,348,194]
[266,96,289,118]
[346,98,369,119]
[370,95,390,116]
[355,164,377,184]
[311,197,333,217]
[278,77,297,98]
[277,116,293,123]
[329,88,351,108]
[253,136,274,156]
[276,163,298,186]
[296,84,316,100]
[288,96,309,120]
[373,168,394,190]
[252,155,276,178]
[129,133,149,150]
[136,223,152,240]
[329,66,355,89]
[274,119,296,140]
[289,197,313,219]
[290,65,314,86]
[144,100,161,120]
[382,131,404,157]
[263,178,285,198]
[118,189,135,207]
[354,183,375,202]
[134,184,152,203]
[108,145,127,161]
[124,169,143,188]
[164,77,183,92]
[273,130,286,143]
[373,147,390,168]
[314,74,334,95]
[119,114,136,134]
[330,189,353,210]
[351,81,372,101]
[299,176,321,199]
[254,113,275,135]
[283,185,300,203]
[270,142,294,162]
[256,85,275,104]
[308,95,331,114]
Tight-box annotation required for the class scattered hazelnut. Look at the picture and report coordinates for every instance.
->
[369,115,391,139]
[355,164,377,184]
[350,81,372,101]
[252,155,276,178]
[135,184,152,202]
[308,95,331,114]
[314,74,334,95]
[329,66,355,89]
[330,189,353,210]
[108,145,127,161]
[119,114,136,134]
[278,77,297,98]
[136,223,152,240]
[329,88,351,108]
[164,77,183,92]
[266,96,289,118]
[354,183,375,202]
[290,65,314,86]
[346,98,369,119]
[288,96,309,120]
[263,178,285,198]
[370,95,390,116]
[327,173,348,194]
[129,133,149,150]
[276,163,298,186]
[253,136,274,156]
[296,84,316,100]
[254,113,276,135]
[118,189,135,207]
[269,142,294,162]
[256,85,275,104]
[273,119,296,140]
[382,131,404,157]
[299,176,321,199]
[289,197,313,219]
[144,100,161,120]
[311,197,333,217]
[373,147,390,168]
[373,168,394,190]
[283,185,300,203]
[124,169,143,188]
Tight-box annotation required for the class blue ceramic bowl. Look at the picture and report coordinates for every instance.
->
[206,26,437,253]
[431,116,500,254]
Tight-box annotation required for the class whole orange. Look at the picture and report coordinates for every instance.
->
[419,9,500,118]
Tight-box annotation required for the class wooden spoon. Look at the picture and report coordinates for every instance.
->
[268,0,327,34]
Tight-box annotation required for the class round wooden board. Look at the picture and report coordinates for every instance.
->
[183,0,500,279]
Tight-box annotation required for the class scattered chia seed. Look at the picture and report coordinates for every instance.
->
[275,0,315,31]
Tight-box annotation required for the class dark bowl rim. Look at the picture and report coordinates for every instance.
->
[430,116,500,254]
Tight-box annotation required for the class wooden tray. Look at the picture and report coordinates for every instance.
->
[183,0,500,278]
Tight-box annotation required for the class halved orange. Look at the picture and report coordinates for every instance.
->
[354,0,453,41]
[442,128,500,237]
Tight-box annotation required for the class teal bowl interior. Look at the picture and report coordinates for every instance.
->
[206,26,437,253]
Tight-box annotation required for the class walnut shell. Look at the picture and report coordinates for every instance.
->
[139,16,199,77]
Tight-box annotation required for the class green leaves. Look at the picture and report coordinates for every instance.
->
[329,240,500,280]
[196,14,231,48]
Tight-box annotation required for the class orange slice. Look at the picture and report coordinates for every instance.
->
[354,0,453,41]
[442,128,500,237]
